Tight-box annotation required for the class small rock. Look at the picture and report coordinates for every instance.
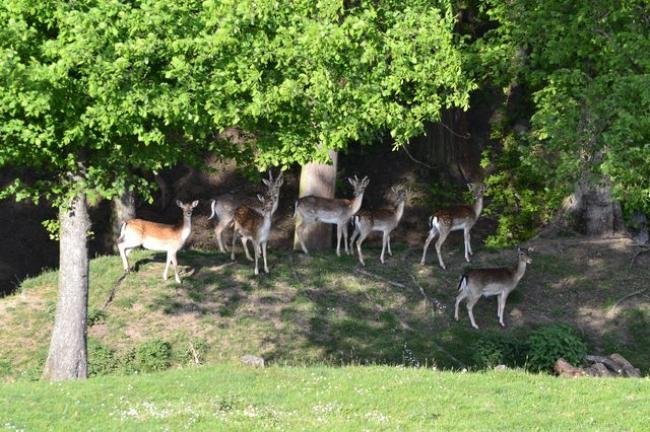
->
[494,364,508,371]
[241,354,265,368]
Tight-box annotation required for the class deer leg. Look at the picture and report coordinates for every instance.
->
[118,244,130,272]
[262,241,269,273]
[387,234,393,256]
[498,293,509,327]
[241,237,253,261]
[171,253,180,283]
[420,228,437,265]
[231,231,238,261]
[466,295,480,329]
[454,290,468,321]
[467,228,474,256]
[435,230,450,270]
[163,251,172,281]
[350,226,360,251]
[463,228,471,262]
[215,223,228,253]
[296,220,309,255]
[356,230,370,266]
[343,222,351,255]
[253,242,260,275]
[336,224,343,257]
[380,231,388,264]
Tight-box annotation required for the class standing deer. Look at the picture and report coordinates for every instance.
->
[231,194,276,275]
[117,200,199,283]
[350,186,407,266]
[454,247,533,329]
[420,182,486,270]
[294,175,370,256]
[208,171,283,255]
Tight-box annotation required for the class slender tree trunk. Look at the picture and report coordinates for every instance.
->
[111,190,136,252]
[43,193,90,381]
[293,150,338,251]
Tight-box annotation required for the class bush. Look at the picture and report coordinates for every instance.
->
[88,308,107,327]
[526,324,587,372]
[182,338,209,366]
[120,339,172,374]
[470,331,529,370]
[88,339,117,377]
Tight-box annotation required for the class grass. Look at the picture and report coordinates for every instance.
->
[1,238,649,382]
[1,364,649,431]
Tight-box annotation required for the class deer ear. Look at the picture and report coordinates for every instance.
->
[176,200,183,208]
[191,200,199,208]
[262,179,270,186]
[528,246,535,252]
[391,186,396,194]
[257,194,264,202]
[347,177,354,186]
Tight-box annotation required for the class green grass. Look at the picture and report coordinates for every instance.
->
[1,364,649,431]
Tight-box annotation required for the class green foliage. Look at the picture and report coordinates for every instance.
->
[526,324,588,372]
[181,338,210,366]
[120,339,173,374]
[87,308,107,327]
[470,330,529,369]
[87,339,117,377]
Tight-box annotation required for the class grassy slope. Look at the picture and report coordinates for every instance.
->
[1,237,649,381]
[1,364,649,431]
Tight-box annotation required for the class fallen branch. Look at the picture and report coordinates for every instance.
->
[628,246,650,270]
[607,288,647,316]
[409,274,446,313]
[353,268,406,288]
[102,272,128,310]
[189,341,201,365]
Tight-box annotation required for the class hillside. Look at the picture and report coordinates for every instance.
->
[1,234,649,381]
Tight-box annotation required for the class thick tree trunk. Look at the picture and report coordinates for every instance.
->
[43,193,90,381]
[560,177,624,236]
[111,190,136,252]
[293,150,338,251]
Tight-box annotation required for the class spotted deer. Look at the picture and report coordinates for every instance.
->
[208,171,283,255]
[231,194,276,275]
[420,182,486,270]
[294,175,370,256]
[454,247,533,329]
[117,200,199,283]
[350,186,407,266]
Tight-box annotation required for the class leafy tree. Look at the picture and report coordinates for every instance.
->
[470,0,650,243]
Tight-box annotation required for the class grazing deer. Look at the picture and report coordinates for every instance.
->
[420,182,486,270]
[454,247,533,329]
[231,194,276,275]
[208,171,283,255]
[350,186,407,266]
[295,175,370,256]
[117,200,199,283]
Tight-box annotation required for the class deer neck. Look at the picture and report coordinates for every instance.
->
[394,200,406,223]
[513,258,528,283]
[349,192,365,216]
[180,214,193,242]
[472,195,484,220]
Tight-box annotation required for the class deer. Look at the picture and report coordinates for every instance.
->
[117,200,199,283]
[294,175,370,256]
[454,247,533,329]
[420,182,486,270]
[349,185,408,266]
[208,171,283,256]
[231,194,276,275]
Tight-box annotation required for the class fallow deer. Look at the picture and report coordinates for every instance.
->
[208,171,283,255]
[454,247,533,329]
[294,175,370,256]
[231,194,276,275]
[117,200,199,283]
[350,186,407,266]
[420,182,486,270]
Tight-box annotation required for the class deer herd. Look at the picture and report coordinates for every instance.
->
[116,171,532,329]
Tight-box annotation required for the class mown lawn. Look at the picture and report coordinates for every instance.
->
[1,364,649,431]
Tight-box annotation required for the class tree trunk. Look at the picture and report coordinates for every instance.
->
[43,193,90,381]
[111,190,136,252]
[293,150,338,251]
[560,177,624,236]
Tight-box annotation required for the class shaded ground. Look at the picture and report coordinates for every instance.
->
[1,232,649,381]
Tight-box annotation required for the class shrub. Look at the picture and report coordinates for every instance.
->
[120,339,172,374]
[470,331,529,370]
[526,324,587,372]
[182,338,209,366]
[88,308,107,327]
[88,339,117,377]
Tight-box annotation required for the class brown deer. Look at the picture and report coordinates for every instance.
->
[208,171,283,255]
[231,194,276,275]
[117,200,199,283]
[294,175,370,256]
[454,247,533,329]
[350,186,407,266]
[420,183,486,270]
